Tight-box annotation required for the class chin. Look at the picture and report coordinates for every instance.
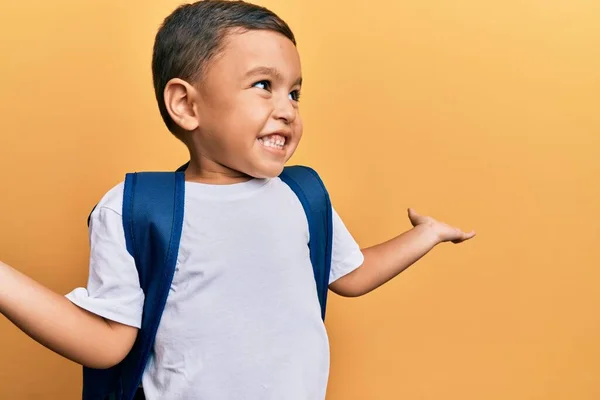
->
[250,162,285,179]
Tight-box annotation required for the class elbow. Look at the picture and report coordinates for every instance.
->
[329,264,371,298]
[329,274,369,298]
[80,349,129,370]
[331,284,366,298]
[84,360,118,370]
[79,326,138,370]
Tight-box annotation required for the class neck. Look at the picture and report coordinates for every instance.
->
[184,158,252,185]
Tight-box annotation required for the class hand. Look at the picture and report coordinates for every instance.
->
[408,208,476,244]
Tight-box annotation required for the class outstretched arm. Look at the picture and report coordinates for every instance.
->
[0,261,138,369]
[329,209,475,297]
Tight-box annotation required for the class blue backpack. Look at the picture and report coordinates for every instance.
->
[82,164,334,400]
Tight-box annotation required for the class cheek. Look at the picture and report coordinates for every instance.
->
[293,115,304,138]
[229,96,272,134]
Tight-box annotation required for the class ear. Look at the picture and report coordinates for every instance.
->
[164,78,200,131]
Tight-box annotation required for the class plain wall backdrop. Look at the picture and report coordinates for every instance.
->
[0,0,598,398]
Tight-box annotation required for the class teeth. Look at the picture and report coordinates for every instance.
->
[258,135,286,149]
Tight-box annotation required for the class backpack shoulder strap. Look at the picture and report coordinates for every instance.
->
[279,165,334,320]
[120,171,185,399]
[121,171,185,290]
[82,171,185,400]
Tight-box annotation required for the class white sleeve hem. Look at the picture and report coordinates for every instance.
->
[328,249,364,285]
[65,291,143,329]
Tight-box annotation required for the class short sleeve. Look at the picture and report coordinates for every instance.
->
[328,208,364,284]
[66,182,145,328]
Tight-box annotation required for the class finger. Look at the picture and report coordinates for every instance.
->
[452,230,476,244]
[407,208,423,226]
[408,208,424,220]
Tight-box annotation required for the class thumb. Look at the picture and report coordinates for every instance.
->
[408,208,424,226]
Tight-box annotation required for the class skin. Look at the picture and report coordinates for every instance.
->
[164,29,304,183]
[0,28,475,370]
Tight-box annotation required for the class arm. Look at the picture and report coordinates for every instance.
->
[329,208,475,297]
[0,261,137,369]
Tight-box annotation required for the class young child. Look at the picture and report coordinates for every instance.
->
[0,1,475,399]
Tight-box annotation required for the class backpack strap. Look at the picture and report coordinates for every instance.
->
[82,171,185,400]
[120,171,185,399]
[279,166,334,320]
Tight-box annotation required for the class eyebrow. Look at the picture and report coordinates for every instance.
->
[245,66,303,86]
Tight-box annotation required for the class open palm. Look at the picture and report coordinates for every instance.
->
[408,208,476,244]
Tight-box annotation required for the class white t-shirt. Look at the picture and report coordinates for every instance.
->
[67,176,364,400]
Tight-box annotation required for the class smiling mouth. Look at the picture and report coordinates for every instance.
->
[257,134,287,151]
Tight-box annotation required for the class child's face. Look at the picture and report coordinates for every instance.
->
[189,29,303,180]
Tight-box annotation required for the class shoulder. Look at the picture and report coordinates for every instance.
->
[280,165,328,189]
[92,181,125,218]
[281,165,320,177]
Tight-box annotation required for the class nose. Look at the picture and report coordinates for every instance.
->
[273,92,297,124]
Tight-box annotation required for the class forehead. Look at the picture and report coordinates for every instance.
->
[212,29,301,79]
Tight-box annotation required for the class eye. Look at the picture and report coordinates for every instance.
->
[289,90,301,102]
[253,80,271,91]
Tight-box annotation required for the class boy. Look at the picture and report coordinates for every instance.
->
[0,1,475,399]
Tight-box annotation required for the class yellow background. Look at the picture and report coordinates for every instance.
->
[1,0,599,398]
